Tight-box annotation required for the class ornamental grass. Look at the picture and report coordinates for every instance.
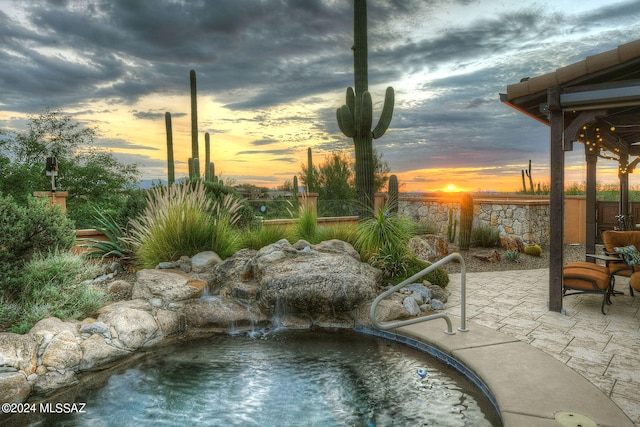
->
[127,181,243,268]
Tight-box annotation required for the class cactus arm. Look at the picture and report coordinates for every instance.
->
[346,87,355,116]
[337,105,355,137]
[372,87,395,139]
[360,91,373,136]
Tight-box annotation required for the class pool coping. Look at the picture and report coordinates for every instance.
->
[356,316,634,427]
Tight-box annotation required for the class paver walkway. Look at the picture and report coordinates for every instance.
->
[444,268,640,426]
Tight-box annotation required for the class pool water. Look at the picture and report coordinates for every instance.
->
[30,331,500,426]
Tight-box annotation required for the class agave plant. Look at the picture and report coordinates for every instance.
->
[79,208,132,262]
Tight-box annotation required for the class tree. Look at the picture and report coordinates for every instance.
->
[317,152,356,216]
[372,148,390,192]
[0,109,140,227]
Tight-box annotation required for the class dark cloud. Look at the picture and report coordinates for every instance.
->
[0,0,638,186]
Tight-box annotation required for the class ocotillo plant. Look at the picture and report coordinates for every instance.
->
[337,0,394,217]
[458,193,474,250]
[189,69,200,179]
[388,174,398,214]
[165,112,175,185]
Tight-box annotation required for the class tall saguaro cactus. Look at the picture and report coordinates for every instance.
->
[337,0,394,216]
[189,69,200,179]
[165,112,175,185]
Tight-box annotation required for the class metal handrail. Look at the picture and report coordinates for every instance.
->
[369,252,468,335]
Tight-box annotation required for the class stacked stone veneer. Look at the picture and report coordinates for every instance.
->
[397,194,550,247]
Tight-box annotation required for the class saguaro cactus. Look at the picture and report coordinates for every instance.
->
[388,174,398,214]
[189,69,200,179]
[337,0,394,216]
[458,193,474,250]
[305,147,317,193]
[293,175,299,195]
[165,112,175,185]
[204,132,213,182]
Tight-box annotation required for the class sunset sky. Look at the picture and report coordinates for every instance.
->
[1,0,640,192]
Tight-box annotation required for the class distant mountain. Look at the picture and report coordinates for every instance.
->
[137,179,167,189]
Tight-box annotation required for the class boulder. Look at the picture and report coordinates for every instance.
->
[0,372,30,403]
[253,240,380,315]
[78,334,130,372]
[191,251,223,273]
[183,297,269,330]
[408,234,449,261]
[98,307,158,350]
[132,269,204,301]
[500,234,525,252]
[32,370,77,396]
[40,330,82,371]
[0,333,42,375]
[473,249,501,263]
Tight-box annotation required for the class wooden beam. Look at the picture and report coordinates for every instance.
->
[548,87,564,313]
[563,110,608,151]
[585,150,597,260]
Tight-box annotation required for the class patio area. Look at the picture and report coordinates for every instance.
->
[443,268,640,426]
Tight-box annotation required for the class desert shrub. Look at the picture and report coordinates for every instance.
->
[401,257,450,288]
[0,194,76,297]
[8,251,104,333]
[471,225,500,248]
[127,182,242,268]
[524,244,542,257]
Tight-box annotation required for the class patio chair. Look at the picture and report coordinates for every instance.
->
[563,262,613,314]
[601,230,640,296]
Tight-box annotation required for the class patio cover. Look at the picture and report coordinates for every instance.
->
[500,39,640,313]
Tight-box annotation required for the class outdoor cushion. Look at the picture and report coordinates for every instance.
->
[563,262,613,314]
[614,245,640,265]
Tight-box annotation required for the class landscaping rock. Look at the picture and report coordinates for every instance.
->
[98,306,158,350]
[409,234,449,261]
[132,269,204,302]
[253,240,380,315]
[0,333,42,375]
[0,372,30,403]
[191,251,223,273]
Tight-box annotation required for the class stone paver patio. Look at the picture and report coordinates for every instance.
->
[444,268,640,426]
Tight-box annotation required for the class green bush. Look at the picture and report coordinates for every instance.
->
[6,251,104,334]
[127,182,243,268]
[403,257,450,288]
[471,225,500,248]
[0,194,76,297]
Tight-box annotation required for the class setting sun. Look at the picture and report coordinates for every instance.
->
[446,184,456,192]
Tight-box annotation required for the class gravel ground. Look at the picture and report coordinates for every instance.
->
[439,243,595,274]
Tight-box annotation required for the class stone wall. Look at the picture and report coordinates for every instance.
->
[397,194,551,247]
